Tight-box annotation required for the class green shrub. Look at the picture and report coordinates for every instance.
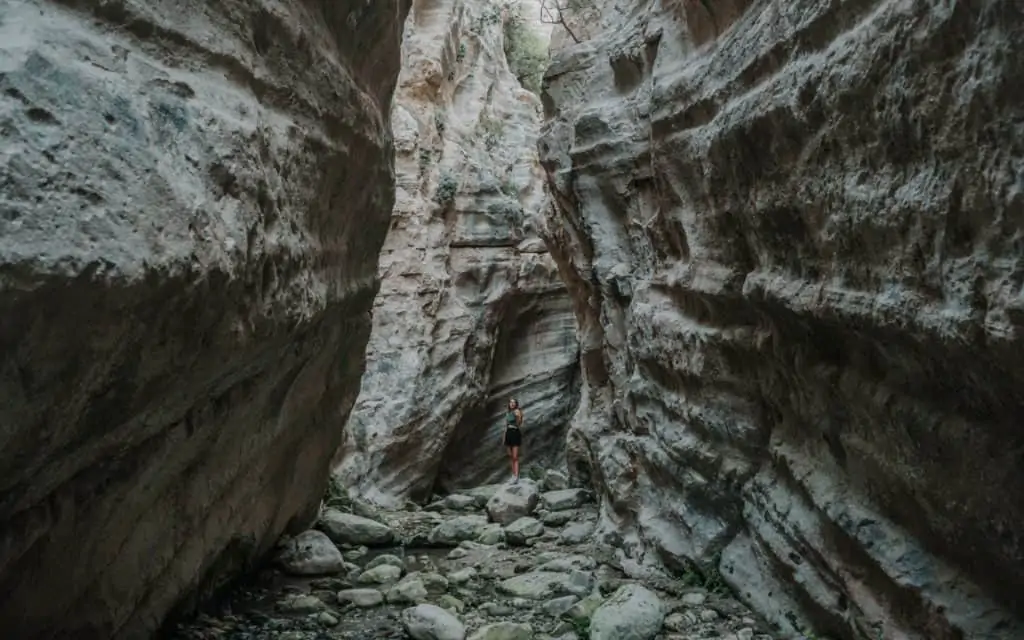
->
[456,42,467,63]
[570,617,590,639]
[435,172,459,205]
[500,179,518,198]
[679,553,730,596]
[476,6,502,31]
[418,148,433,174]
[488,197,523,222]
[478,115,504,151]
[503,4,549,94]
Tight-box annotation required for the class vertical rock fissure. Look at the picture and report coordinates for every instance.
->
[334,0,581,507]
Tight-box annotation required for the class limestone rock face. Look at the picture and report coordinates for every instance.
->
[0,0,408,637]
[335,0,580,505]
[539,0,1024,638]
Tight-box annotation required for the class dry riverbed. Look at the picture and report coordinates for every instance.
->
[164,474,780,640]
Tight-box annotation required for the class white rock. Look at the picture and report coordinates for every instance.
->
[318,509,394,546]
[559,521,594,545]
[589,584,665,640]
[497,571,575,600]
[543,470,570,491]
[274,530,345,575]
[504,516,545,545]
[401,603,467,640]
[486,482,541,525]
[387,577,428,604]
[337,588,384,607]
[429,515,489,546]
[444,494,479,510]
[541,489,588,512]
[357,563,403,585]
[468,621,534,640]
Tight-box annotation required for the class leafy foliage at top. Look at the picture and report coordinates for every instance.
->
[502,3,549,95]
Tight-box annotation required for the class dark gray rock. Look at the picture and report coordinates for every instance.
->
[0,0,409,636]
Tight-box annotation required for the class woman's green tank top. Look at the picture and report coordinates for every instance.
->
[506,411,518,427]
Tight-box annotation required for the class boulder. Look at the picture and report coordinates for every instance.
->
[504,517,545,546]
[357,564,403,586]
[428,515,489,546]
[274,530,345,576]
[541,489,588,512]
[401,604,466,640]
[387,577,429,605]
[497,571,578,600]
[589,584,665,640]
[559,521,595,546]
[337,588,385,608]
[444,494,479,511]
[319,509,395,547]
[543,470,570,492]
[486,482,540,525]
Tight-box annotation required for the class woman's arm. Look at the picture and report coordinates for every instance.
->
[515,409,523,427]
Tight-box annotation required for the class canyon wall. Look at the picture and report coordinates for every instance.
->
[334,0,580,506]
[0,0,408,637]
[539,0,1024,638]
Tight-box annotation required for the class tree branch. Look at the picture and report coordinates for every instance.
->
[540,0,582,44]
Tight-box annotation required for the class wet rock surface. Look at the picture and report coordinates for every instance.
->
[166,479,776,640]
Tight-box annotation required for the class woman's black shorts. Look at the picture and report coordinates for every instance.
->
[504,427,522,447]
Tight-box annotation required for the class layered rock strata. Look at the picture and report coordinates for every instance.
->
[335,0,580,505]
[539,0,1024,638]
[0,0,408,637]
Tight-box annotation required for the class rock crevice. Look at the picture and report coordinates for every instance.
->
[334,0,580,506]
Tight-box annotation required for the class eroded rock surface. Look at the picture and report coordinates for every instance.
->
[334,0,580,506]
[539,0,1024,638]
[0,0,408,636]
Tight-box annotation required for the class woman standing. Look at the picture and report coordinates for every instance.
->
[503,398,524,483]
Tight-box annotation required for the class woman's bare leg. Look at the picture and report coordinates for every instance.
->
[511,446,520,479]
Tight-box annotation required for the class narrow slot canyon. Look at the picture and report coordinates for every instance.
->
[0,1,1021,640]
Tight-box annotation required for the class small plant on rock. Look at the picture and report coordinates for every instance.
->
[679,553,730,596]
[503,3,549,95]
[324,475,350,510]
[434,110,447,137]
[418,148,433,175]
[478,115,504,151]
[570,617,590,639]
[487,197,523,222]
[476,6,502,31]
[456,41,467,63]
[434,171,459,206]
[500,179,518,198]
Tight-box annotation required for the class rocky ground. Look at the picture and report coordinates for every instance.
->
[164,472,780,640]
